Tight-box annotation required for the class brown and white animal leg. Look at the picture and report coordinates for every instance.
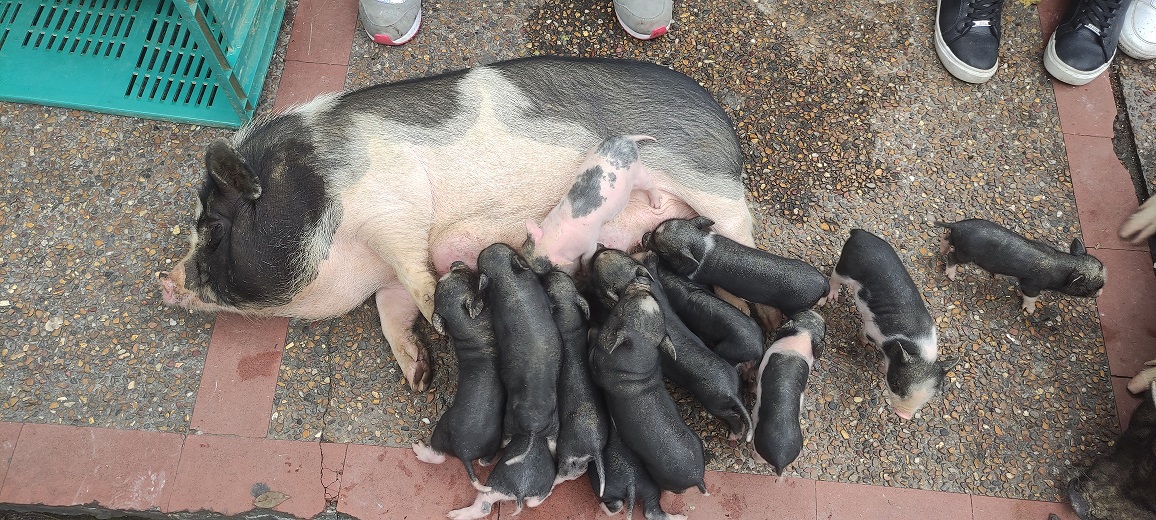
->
[374,283,431,392]
[1128,359,1156,394]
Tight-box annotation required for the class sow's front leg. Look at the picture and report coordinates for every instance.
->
[353,215,437,392]
[375,282,433,392]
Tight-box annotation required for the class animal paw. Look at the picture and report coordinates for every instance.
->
[412,442,447,464]
[1127,359,1156,394]
[405,346,431,392]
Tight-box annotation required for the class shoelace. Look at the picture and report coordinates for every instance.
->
[960,0,1004,29]
[1071,0,1125,34]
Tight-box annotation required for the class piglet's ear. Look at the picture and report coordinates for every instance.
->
[606,327,629,354]
[1069,237,1087,256]
[477,273,490,296]
[677,246,701,270]
[690,216,715,230]
[465,293,485,319]
[430,313,446,335]
[205,139,262,200]
[510,252,531,272]
[1067,273,1086,289]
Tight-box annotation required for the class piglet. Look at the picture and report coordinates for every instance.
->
[590,423,687,520]
[448,433,556,519]
[591,248,753,440]
[828,229,954,420]
[656,263,764,366]
[522,134,662,274]
[1067,363,1156,520]
[751,310,825,475]
[643,216,829,316]
[936,219,1106,314]
[542,270,610,489]
[412,262,505,492]
[589,277,707,495]
[477,243,562,441]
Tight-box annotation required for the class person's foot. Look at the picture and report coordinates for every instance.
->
[1044,0,1131,85]
[1120,0,1156,59]
[359,0,421,46]
[613,0,673,40]
[935,0,1006,83]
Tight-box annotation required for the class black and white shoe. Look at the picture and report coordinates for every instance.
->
[1044,0,1132,85]
[936,0,1006,83]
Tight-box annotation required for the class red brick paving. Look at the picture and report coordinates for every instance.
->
[167,436,336,518]
[0,424,183,511]
[337,443,498,519]
[0,423,22,498]
[1092,248,1156,378]
[0,0,1148,516]
[1065,133,1147,251]
[189,313,289,437]
[971,495,1082,519]
[815,480,974,520]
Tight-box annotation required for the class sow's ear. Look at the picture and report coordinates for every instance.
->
[1069,237,1087,256]
[205,139,262,200]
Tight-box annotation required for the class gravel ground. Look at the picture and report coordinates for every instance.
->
[0,0,298,432]
[263,0,1121,503]
[0,0,1124,505]
[1119,56,1156,196]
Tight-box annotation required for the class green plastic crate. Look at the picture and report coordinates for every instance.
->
[0,0,286,128]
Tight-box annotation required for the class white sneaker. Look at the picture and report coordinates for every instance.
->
[359,0,421,46]
[1120,0,1156,59]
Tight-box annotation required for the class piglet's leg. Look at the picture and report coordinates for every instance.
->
[375,284,431,392]
[447,491,509,520]
[412,442,447,464]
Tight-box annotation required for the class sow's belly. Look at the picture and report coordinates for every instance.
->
[348,122,700,276]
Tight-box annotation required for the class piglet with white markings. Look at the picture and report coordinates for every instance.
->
[643,216,828,317]
[936,218,1105,314]
[522,135,662,274]
[751,310,825,475]
[828,229,954,420]
[412,261,504,491]
[589,277,707,495]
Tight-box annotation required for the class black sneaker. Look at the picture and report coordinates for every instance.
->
[936,0,1006,83]
[1044,0,1132,85]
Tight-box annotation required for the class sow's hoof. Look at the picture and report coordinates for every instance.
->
[404,349,431,392]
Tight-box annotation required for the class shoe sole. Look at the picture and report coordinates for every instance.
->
[1120,2,1156,59]
[364,8,422,46]
[934,0,998,83]
[1043,32,1111,85]
[615,11,671,40]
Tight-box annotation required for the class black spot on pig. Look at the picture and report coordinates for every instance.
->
[190,114,331,308]
[596,135,640,169]
[568,166,607,219]
[496,56,742,198]
[335,69,467,128]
